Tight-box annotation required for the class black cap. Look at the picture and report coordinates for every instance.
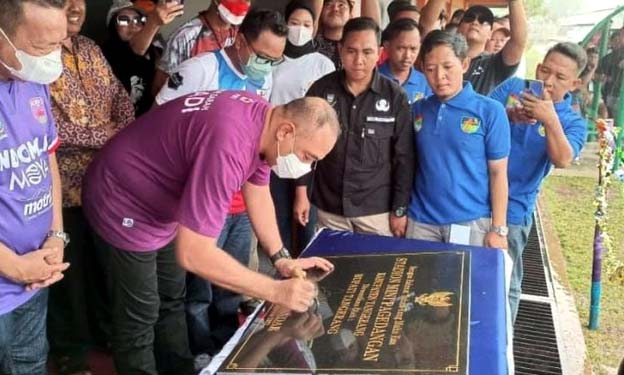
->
[387,0,420,21]
[461,5,494,27]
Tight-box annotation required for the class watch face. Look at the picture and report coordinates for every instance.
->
[493,227,508,236]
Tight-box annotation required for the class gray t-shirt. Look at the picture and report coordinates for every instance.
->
[464,51,519,95]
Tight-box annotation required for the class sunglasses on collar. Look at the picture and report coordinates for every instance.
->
[116,14,147,27]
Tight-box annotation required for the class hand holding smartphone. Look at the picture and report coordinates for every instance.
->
[524,79,544,99]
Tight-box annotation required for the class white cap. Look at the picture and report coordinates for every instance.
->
[106,0,146,26]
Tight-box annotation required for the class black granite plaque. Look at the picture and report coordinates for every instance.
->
[217,251,471,375]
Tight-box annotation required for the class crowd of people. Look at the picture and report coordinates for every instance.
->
[0,0,599,374]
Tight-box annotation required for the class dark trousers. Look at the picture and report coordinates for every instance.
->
[270,173,317,255]
[48,207,110,364]
[186,212,252,355]
[93,236,194,375]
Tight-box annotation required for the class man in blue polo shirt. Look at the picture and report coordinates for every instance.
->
[490,42,587,322]
[407,31,510,250]
[379,18,431,104]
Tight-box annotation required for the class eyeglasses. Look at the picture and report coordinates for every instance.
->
[116,14,147,27]
[250,53,284,66]
[461,13,490,25]
[246,41,284,66]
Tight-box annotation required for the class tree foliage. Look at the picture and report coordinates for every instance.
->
[524,0,547,18]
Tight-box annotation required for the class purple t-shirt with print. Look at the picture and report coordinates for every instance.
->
[82,90,271,252]
[0,80,59,316]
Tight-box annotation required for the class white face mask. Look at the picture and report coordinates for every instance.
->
[287,25,313,47]
[272,138,311,179]
[0,27,63,85]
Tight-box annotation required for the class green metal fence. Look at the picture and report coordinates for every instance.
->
[580,5,624,170]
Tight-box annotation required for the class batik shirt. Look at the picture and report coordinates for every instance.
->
[49,35,134,207]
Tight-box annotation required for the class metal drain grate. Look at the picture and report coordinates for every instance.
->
[514,300,563,375]
[521,223,550,297]
[513,217,563,375]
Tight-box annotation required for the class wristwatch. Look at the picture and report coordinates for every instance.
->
[47,230,70,248]
[393,206,407,218]
[490,225,509,237]
[269,247,292,265]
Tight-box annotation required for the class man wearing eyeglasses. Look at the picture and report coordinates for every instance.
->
[156,9,286,103]
[155,8,287,357]
[420,1,527,95]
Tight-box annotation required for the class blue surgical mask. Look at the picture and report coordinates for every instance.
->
[0,27,63,84]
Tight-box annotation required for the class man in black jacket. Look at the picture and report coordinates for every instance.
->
[295,17,414,238]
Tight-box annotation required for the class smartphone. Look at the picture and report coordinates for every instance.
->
[305,267,334,283]
[165,0,184,4]
[525,79,544,98]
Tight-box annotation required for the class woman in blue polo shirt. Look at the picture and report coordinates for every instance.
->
[407,30,510,249]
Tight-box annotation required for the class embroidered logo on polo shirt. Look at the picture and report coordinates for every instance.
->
[0,119,7,140]
[506,94,522,109]
[412,92,425,103]
[470,65,484,77]
[168,72,184,90]
[538,124,546,137]
[29,97,48,124]
[414,115,423,132]
[375,99,390,112]
[325,93,336,106]
[460,117,481,134]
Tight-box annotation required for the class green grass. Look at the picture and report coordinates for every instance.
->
[542,176,624,374]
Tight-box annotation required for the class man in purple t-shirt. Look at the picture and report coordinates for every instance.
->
[82,90,339,375]
[0,1,71,374]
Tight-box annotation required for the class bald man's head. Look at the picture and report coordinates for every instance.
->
[281,97,341,139]
[265,97,340,170]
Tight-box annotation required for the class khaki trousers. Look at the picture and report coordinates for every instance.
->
[316,208,392,237]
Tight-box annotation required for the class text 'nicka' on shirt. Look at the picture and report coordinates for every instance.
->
[489,77,587,225]
[409,82,511,225]
[0,80,59,315]
[82,91,271,252]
